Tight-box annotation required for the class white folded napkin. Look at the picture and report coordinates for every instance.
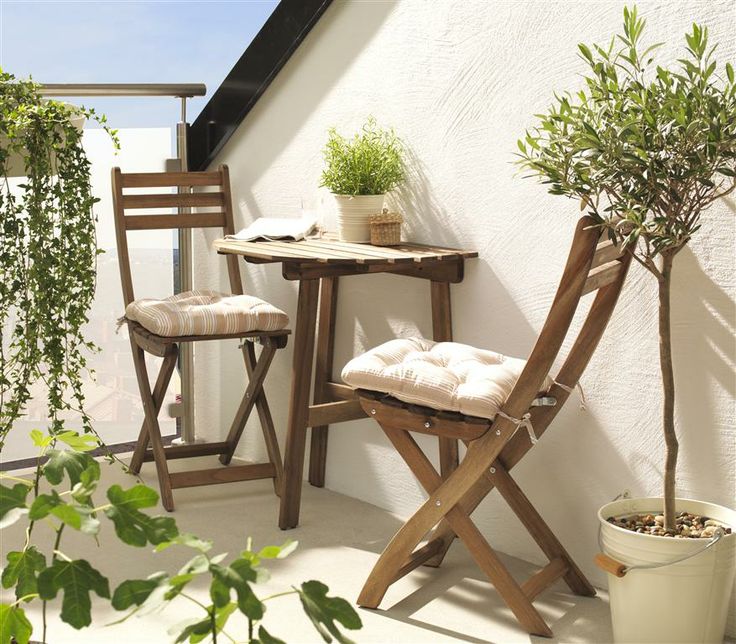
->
[226,215,317,242]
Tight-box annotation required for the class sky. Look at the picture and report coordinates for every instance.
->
[0,0,280,129]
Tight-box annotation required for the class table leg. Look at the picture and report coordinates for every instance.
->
[431,280,459,477]
[279,278,320,530]
[308,276,339,487]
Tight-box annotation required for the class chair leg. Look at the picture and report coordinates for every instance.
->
[129,345,178,474]
[242,340,284,495]
[490,462,596,597]
[219,341,278,466]
[129,338,176,511]
[424,470,496,568]
[359,426,553,638]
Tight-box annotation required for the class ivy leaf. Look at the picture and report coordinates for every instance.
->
[104,484,178,547]
[298,580,362,644]
[0,483,30,528]
[44,449,99,486]
[1,547,46,601]
[111,572,168,610]
[256,625,287,644]
[37,559,110,629]
[0,603,33,644]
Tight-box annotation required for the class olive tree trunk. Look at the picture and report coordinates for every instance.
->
[658,251,678,531]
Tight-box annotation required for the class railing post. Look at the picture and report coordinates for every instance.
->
[176,97,196,444]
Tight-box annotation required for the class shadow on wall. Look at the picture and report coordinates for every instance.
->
[673,246,735,507]
[201,0,398,460]
[228,0,398,223]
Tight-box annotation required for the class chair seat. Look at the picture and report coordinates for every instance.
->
[341,337,552,420]
[125,290,289,337]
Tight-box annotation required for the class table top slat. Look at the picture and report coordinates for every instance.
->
[213,237,478,266]
[310,240,416,263]
[286,240,389,264]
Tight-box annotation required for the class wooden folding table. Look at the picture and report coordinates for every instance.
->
[213,236,477,529]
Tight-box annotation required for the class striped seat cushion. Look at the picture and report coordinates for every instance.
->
[342,337,551,420]
[125,290,289,337]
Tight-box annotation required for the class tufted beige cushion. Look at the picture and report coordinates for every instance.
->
[342,337,552,420]
[125,290,289,337]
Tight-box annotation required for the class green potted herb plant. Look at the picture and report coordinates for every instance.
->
[321,116,404,242]
[517,8,735,643]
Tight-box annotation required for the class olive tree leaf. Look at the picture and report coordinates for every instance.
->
[0,483,30,528]
[104,484,178,547]
[1,547,46,600]
[37,559,110,629]
[298,580,362,644]
[0,603,33,644]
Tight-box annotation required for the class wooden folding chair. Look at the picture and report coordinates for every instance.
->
[112,165,289,511]
[342,216,631,637]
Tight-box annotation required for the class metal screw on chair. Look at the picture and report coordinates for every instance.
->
[489,467,496,474]
[371,408,376,415]
[424,420,432,428]
[435,499,441,506]
[495,429,501,435]
[246,392,250,398]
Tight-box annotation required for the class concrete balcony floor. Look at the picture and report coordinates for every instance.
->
[2,456,614,643]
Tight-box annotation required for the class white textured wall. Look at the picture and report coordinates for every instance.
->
[193,0,736,631]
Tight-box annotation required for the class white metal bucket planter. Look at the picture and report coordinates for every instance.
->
[333,194,385,242]
[596,497,736,643]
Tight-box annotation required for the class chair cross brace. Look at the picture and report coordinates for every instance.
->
[355,393,595,638]
[128,328,286,511]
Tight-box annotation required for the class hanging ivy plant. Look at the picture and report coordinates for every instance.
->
[0,69,118,448]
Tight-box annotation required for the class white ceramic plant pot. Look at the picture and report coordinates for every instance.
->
[598,497,736,643]
[2,112,85,177]
[333,194,385,243]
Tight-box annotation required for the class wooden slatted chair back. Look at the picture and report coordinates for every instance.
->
[499,216,630,436]
[111,164,243,306]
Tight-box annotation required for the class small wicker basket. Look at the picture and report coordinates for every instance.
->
[369,208,403,246]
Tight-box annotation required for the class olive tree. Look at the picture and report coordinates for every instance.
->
[517,7,736,531]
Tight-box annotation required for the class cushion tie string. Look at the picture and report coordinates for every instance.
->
[553,379,587,411]
[496,411,537,445]
[115,316,127,334]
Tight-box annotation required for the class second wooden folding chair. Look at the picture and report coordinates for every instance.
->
[341,216,631,637]
[112,164,289,511]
